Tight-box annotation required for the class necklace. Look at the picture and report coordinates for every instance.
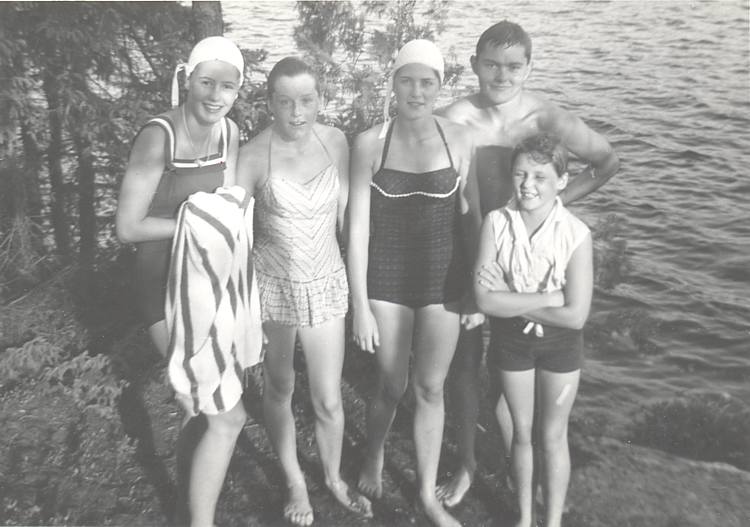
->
[181,106,214,167]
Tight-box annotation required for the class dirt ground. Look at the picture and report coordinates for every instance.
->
[1,271,749,526]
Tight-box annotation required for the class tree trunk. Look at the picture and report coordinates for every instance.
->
[72,132,96,267]
[42,70,72,262]
[191,1,223,41]
[20,121,44,225]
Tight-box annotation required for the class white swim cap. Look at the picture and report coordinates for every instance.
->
[379,39,444,138]
[392,39,444,85]
[171,36,244,107]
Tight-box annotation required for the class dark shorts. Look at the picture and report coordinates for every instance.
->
[133,239,171,327]
[488,317,583,373]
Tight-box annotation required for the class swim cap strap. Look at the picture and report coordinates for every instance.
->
[379,77,393,139]
[171,63,187,108]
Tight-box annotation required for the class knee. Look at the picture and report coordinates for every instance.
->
[541,424,569,451]
[209,405,247,438]
[378,375,408,406]
[512,420,534,446]
[263,371,295,402]
[413,378,444,406]
[312,392,343,422]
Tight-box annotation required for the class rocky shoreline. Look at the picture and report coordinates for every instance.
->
[1,269,748,526]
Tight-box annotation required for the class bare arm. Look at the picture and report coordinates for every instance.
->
[347,130,379,353]
[523,233,593,329]
[331,127,350,236]
[115,125,176,243]
[455,130,485,328]
[544,107,620,205]
[236,129,271,198]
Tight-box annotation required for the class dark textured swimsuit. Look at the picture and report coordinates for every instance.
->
[367,120,467,307]
[133,115,228,326]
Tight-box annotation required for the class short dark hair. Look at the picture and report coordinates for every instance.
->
[511,134,568,176]
[475,20,532,62]
[267,57,318,97]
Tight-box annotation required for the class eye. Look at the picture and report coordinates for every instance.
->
[301,96,315,106]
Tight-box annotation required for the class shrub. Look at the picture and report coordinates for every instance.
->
[631,393,750,470]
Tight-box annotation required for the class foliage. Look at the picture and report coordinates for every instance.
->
[631,393,750,470]
[294,0,463,139]
[0,2,269,300]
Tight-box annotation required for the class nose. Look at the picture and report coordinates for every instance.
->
[290,101,302,117]
[410,80,423,98]
[209,83,222,101]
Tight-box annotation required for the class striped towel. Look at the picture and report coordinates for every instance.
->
[166,185,263,416]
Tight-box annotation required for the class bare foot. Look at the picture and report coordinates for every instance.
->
[436,466,473,508]
[357,453,384,500]
[327,478,373,518]
[420,495,462,527]
[283,480,313,526]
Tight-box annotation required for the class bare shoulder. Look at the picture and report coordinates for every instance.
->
[523,91,577,133]
[315,122,349,154]
[351,123,382,152]
[439,95,482,124]
[130,120,168,163]
[434,116,473,149]
[240,127,270,157]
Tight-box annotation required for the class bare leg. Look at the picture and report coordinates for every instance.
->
[438,325,482,507]
[298,318,371,517]
[358,300,413,499]
[412,305,461,527]
[501,369,536,527]
[188,401,246,527]
[262,322,313,527]
[537,369,580,527]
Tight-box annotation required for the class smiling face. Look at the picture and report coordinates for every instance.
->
[471,43,531,105]
[268,73,319,140]
[512,152,568,216]
[393,63,441,120]
[185,60,241,125]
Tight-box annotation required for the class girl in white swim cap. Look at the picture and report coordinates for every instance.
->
[347,39,483,527]
[116,36,245,527]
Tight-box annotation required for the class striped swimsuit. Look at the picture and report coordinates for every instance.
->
[253,130,349,327]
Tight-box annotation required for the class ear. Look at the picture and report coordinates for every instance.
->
[470,55,478,75]
[523,60,533,82]
[557,171,569,191]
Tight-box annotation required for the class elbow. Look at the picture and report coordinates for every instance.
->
[567,308,590,330]
[475,291,492,315]
[115,221,135,244]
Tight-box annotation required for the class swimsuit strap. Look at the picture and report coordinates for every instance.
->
[378,118,454,172]
[378,119,397,172]
[434,120,455,170]
[144,116,176,165]
[144,114,228,168]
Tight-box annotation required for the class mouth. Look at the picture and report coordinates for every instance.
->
[289,121,306,127]
[520,191,539,200]
[203,103,224,113]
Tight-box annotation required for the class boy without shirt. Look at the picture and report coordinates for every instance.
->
[436,20,620,508]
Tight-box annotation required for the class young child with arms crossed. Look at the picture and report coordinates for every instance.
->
[473,135,592,527]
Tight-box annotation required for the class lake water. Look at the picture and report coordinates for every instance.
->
[224,1,750,425]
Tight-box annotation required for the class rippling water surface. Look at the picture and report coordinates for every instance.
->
[224,1,750,412]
